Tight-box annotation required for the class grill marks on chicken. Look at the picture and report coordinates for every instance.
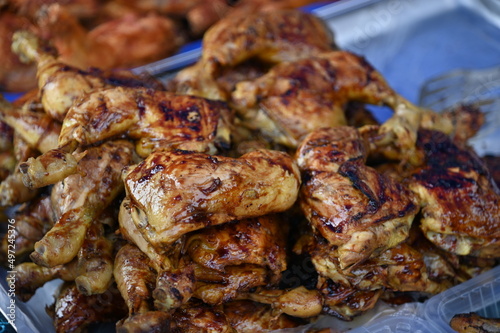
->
[410,130,500,257]
[123,149,300,250]
[20,86,234,189]
[297,127,418,270]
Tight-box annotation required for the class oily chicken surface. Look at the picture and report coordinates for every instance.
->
[30,140,134,267]
[410,129,500,258]
[232,51,398,147]
[123,148,300,251]
[19,86,233,188]
[297,127,419,269]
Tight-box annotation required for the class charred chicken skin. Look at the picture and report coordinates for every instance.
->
[297,126,418,270]
[410,129,500,258]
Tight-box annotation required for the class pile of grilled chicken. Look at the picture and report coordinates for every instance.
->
[1,8,499,333]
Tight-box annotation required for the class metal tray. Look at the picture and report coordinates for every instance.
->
[2,0,500,332]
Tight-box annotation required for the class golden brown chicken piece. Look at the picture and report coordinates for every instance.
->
[223,300,306,333]
[239,286,324,319]
[167,215,289,308]
[59,86,233,157]
[409,129,500,258]
[201,9,334,73]
[20,86,234,188]
[450,313,500,333]
[171,9,334,100]
[0,195,53,262]
[52,282,128,333]
[122,149,300,252]
[13,260,79,302]
[30,140,134,267]
[232,51,398,147]
[37,4,185,69]
[75,217,114,295]
[0,96,60,154]
[185,215,287,277]
[114,243,171,333]
[318,277,382,320]
[308,237,449,294]
[0,11,37,91]
[297,127,419,269]
[11,30,165,122]
[171,300,235,333]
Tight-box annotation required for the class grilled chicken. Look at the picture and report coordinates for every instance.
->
[52,282,127,333]
[0,11,37,91]
[450,313,500,333]
[223,300,305,332]
[20,86,233,188]
[30,140,134,267]
[114,243,171,333]
[12,260,78,302]
[171,9,334,100]
[11,30,164,122]
[171,300,235,333]
[409,129,500,258]
[186,215,288,305]
[297,127,418,269]
[0,195,53,262]
[122,149,300,252]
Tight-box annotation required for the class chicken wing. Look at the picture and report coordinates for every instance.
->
[297,127,418,269]
[30,140,134,267]
[122,149,300,251]
[409,129,500,258]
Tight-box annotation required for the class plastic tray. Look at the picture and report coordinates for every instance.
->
[422,265,500,333]
[2,0,500,332]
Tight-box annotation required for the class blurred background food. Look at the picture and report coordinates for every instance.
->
[0,0,330,92]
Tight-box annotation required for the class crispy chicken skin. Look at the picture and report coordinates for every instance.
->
[232,51,397,147]
[450,313,500,333]
[52,282,127,333]
[30,140,134,267]
[410,130,500,257]
[19,86,233,188]
[123,149,300,250]
[297,127,418,269]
